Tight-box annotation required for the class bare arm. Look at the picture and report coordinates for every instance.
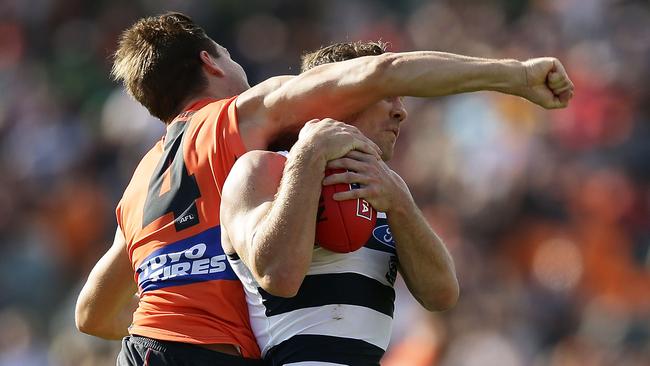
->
[325,151,458,311]
[236,52,574,149]
[75,227,138,339]
[387,195,459,311]
[221,119,382,297]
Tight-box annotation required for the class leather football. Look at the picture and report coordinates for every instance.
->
[315,169,376,253]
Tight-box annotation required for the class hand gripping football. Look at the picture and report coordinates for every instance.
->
[315,169,376,253]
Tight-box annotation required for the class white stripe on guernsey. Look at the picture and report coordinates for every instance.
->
[377,212,387,219]
[284,363,348,366]
[227,259,274,351]
[261,304,392,356]
[309,246,393,287]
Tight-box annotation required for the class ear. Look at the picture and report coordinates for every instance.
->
[200,50,224,77]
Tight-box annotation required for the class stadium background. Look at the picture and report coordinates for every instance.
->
[0,0,648,365]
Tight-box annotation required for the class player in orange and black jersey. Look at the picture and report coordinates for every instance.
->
[115,98,259,363]
[74,11,574,366]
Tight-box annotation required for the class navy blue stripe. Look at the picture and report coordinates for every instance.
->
[259,273,395,317]
[265,334,383,366]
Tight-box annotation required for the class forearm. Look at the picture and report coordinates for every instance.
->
[379,51,526,98]
[251,147,325,294]
[76,284,138,339]
[75,228,138,339]
[389,197,459,311]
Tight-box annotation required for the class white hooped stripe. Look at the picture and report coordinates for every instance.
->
[261,304,393,356]
[309,246,394,287]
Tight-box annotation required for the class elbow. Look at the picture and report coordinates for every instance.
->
[75,311,119,339]
[257,268,305,298]
[368,53,400,91]
[372,52,398,74]
[346,53,397,97]
[76,320,97,336]
[419,277,460,312]
[74,300,109,338]
[75,307,99,336]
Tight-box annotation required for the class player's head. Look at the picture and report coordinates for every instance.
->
[111,12,248,123]
[301,41,407,161]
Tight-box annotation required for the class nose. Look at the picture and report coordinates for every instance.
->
[390,98,407,123]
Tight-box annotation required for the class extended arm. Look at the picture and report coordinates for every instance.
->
[325,151,458,311]
[236,52,574,148]
[75,227,138,339]
[221,119,381,297]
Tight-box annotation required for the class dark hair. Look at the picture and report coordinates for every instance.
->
[300,41,387,72]
[111,12,219,123]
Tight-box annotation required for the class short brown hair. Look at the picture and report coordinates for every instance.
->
[300,41,387,72]
[111,12,219,123]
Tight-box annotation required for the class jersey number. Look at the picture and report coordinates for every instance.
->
[142,122,201,231]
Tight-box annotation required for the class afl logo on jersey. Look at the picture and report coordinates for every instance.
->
[372,224,395,249]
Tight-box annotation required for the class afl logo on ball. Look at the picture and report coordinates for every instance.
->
[356,199,373,220]
[350,182,373,221]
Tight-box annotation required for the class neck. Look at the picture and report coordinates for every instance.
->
[178,94,216,111]
[166,78,248,125]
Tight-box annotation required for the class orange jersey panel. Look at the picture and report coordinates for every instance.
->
[116,97,260,358]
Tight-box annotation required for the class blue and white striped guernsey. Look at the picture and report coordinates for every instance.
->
[228,212,398,366]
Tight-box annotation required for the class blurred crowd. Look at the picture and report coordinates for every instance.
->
[0,0,648,365]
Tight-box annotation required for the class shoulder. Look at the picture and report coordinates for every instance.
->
[237,76,295,106]
[231,76,296,150]
[235,76,295,123]
[222,150,286,206]
[230,150,287,179]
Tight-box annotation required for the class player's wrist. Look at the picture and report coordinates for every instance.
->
[288,138,327,172]
[490,59,527,96]
[383,186,415,216]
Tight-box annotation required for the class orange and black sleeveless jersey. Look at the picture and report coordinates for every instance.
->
[116,97,260,358]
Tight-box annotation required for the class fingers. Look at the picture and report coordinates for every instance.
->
[326,157,366,172]
[547,71,574,93]
[322,170,368,186]
[332,187,369,201]
[327,150,377,169]
[299,119,382,160]
[547,71,565,89]
[332,121,382,159]
[343,150,378,162]
[558,89,574,106]
[324,150,381,185]
[547,59,574,100]
[346,127,382,159]
[297,119,321,139]
[353,138,382,160]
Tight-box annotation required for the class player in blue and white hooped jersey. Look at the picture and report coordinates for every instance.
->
[220,42,460,366]
[228,211,401,365]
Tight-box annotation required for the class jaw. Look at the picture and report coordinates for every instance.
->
[379,142,395,162]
